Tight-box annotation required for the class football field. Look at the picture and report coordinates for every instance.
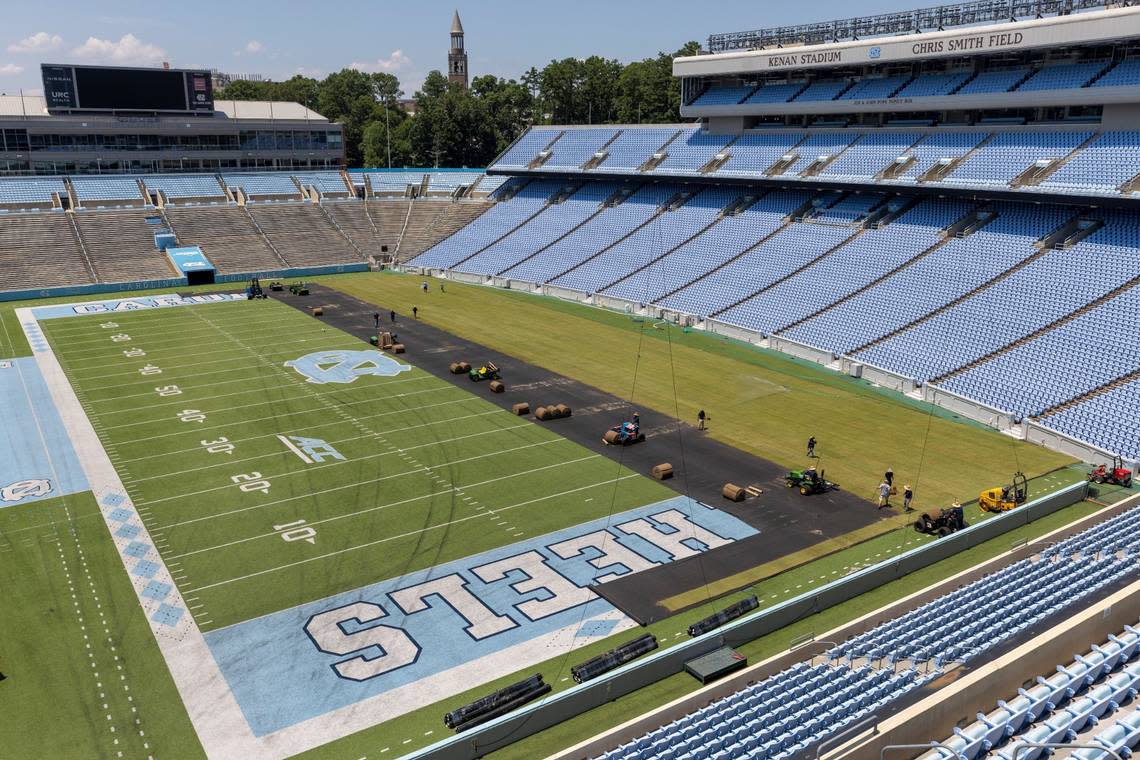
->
[40,297,671,631]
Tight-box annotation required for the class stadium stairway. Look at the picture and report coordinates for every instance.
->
[162,205,285,273]
[323,200,387,257]
[397,199,495,262]
[246,204,362,268]
[71,209,174,283]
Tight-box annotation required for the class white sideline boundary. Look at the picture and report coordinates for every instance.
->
[17,305,266,759]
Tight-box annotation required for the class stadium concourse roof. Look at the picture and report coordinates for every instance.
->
[0,94,327,122]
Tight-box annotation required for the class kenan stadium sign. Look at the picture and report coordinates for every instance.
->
[675,7,1140,77]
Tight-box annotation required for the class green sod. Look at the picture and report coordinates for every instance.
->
[0,492,203,759]
[327,272,1074,511]
[39,298,672,630]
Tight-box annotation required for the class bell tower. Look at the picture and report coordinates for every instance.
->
[448,10,468,89]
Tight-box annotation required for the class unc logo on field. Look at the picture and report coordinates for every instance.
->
[1,479,52,503]
[868,46,881,59]
[285,350,411,385]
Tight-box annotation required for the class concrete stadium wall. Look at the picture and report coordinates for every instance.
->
[542,284,591,303]
[1025,420,1139,474]
[703,317,764,345]
[842,358,917,394]
[923,383,1017,431]
[407,481,1088,760]
[767,335,835,365]
[0,263,369,304]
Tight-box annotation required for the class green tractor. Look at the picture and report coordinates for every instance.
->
[468,361,500,382]
[784,467,838,496]
[288,281,310,296]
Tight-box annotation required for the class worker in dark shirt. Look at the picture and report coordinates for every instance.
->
[807,436,817,458]
[697,409,706,430]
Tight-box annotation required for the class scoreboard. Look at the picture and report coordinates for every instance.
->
[42,64,214,114]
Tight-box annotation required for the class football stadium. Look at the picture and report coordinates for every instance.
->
[2,2,1140,759]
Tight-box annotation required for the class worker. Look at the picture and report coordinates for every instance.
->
[884,468,894,488]
[440,282,445,293]
[413,306,419,319]
[422,280,429,293]
[633,412,640,428]
[373,312,380,329]
[390,309,396,323]
[903,485,914,512]
[697,409,706,431]
[807,436,817,458]
[877,481,891,509]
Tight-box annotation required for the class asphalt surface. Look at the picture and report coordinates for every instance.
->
[269,283,887,623]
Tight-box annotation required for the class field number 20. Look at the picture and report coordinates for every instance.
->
[231,472,270,495]
[155,385,182,397]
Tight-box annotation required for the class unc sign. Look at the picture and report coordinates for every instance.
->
[284,350,412,385]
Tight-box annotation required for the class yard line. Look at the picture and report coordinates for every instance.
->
[98,376,438,431]
[118,396,480,463]
[181,475,637,593]
[43,313,316,348]
[92,373,429,411]
[66,333,336,372]
[157,440,586,530]
[169,454,600,559]
[66,343,358,382]
[130,410,509,482]
[111,385,464,447]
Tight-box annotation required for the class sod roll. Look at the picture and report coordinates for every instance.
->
[489,380,505,394]
[651,463,674,480]
[722,483,746,502]
[512,402,530,416]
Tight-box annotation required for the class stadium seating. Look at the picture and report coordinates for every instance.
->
[889,132,989,182]
[783,203,1067,354]
[551,187,742,294]
[223,173,302,198]
[838,74,912,100]
[425,170,484,192]
[597,506,1140,760]
[0,177,67,208]
[474,174,510,194]
[602,189,813,304]
[501,184,678,284]
[743,82,806,104]
[72,210,173,283]
[1016,60,1109,92]
[941,282,1140,417]
[453,182,620,275]
[793,80,851,101]
[595,128,680,172]
[294,171,352,196]
[163,206,285,273]
[366,171,429,194]
[857,212,1140,382]
[71,177,145,206]
[786,132,860,175]
[945,131,1092,186]
[1091,58,1140,88]
[718,199,967,336]
[540,129,620,171]
[657,220,855,318]
[413,180,561,269]
[822,132,921,179]
[246,204,362,266]
[1041,131,1140,193]
[323,200,390,254]
[142,174,226,202]
[496,128,560,169]
[956,67,1032,95]
[1042,379,1140,459]
[718,132,806,176]
[894,71,973,98]
[690,85,755,106]
[397,201,492,260]
[0,213,94,289]
[922,616,1140,760]
[653,129,735,174]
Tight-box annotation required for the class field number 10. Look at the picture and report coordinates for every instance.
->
[231,472,270,495]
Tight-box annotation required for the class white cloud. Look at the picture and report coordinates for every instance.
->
[350,49,411,73]
[244,40,264,54]
[72,34,166,66]
[7,32,63,54]
[0,63,24,75]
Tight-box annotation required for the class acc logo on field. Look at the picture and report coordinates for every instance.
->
[868,46,882,59]
[285,350,412,385]
[1,479,53,502]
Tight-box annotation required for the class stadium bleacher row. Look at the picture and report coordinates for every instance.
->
[0,169,495,210]
[594,505,1140,760]
[411,177,1140,459]
[687,57,1138,107]
[490,125,1140,198]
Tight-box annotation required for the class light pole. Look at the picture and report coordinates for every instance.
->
[385,101,392,169]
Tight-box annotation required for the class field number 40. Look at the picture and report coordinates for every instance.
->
[231,472,270,495]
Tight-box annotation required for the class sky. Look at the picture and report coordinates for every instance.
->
[0,0,924,98]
